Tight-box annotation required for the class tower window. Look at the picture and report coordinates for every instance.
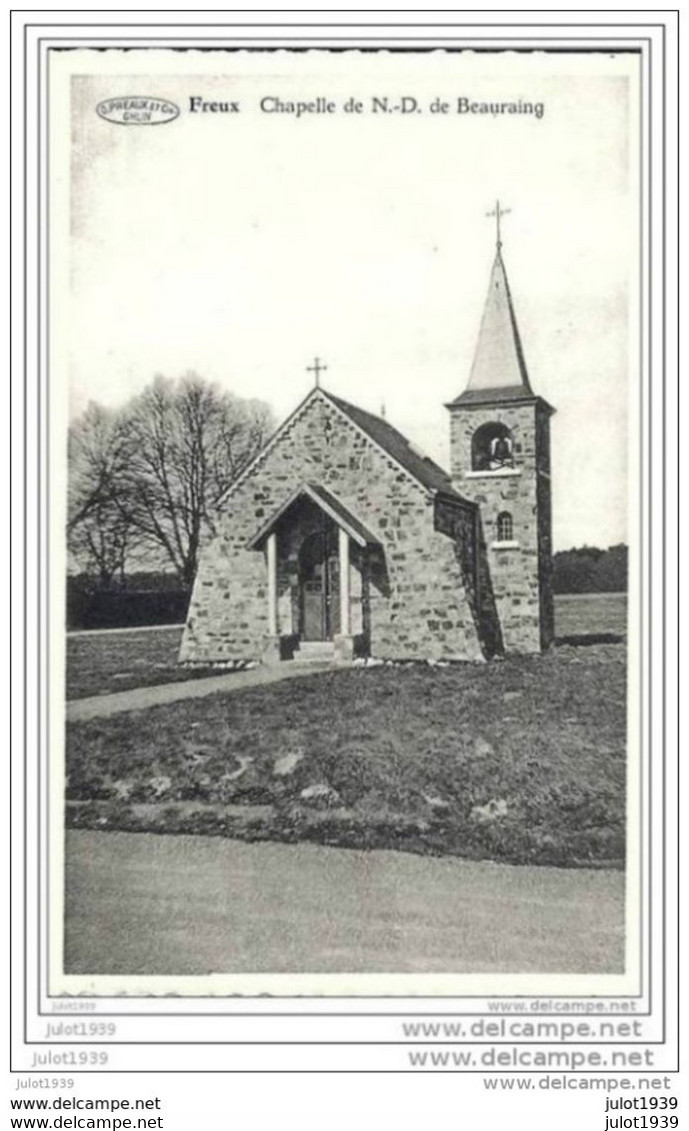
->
[471,422,514,471]
[497,512,513,542]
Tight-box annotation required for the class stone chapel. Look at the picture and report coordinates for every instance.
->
[180,237,555,666]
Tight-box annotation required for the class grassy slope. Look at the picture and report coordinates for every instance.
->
[66,641,626,867]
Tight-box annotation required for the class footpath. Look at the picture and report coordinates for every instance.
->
[66,661,339,722]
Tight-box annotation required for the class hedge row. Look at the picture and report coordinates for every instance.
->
[67,588,190,630]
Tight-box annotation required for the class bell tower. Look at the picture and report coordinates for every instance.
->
[446,211,555,653]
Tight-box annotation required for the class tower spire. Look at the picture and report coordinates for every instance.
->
[466,247,531,394]
[449,222,532,405]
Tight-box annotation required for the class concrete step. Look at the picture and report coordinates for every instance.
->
[294,641,336,663]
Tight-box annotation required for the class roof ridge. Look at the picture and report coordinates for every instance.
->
[325,391,450,475]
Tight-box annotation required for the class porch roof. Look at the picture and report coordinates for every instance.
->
[246,482,380,550]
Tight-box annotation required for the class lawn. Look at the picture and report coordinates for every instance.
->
[66,639,627,868]
[66,627,212,700]
[65,593,627,700]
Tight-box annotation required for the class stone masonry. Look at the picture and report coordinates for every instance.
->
[181,390,489,664]
[447,398,555,654]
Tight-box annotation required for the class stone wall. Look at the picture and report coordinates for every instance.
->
[434,495,502,656]
[180,391,487,664]
[448,399,553,653]
[536,405,555,647]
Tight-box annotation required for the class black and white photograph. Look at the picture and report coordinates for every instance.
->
[10,12,683,1122]
[49,47,640,995]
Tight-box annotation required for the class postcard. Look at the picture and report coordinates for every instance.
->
[41,45,644,1000]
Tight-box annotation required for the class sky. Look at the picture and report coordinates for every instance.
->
[61,50,639,551]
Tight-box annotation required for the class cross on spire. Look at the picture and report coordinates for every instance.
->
[486,199,511,250]
[306,356,328,388]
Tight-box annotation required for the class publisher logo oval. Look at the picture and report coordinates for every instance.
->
[96,96,180,126]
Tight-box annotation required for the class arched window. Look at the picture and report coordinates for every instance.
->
[471,422,514,471]
[497,512,513,543]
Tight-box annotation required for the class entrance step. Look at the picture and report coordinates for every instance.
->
[294,641,336,663]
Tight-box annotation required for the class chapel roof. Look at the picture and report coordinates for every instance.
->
[326,391,463,499]
[217,384,473,510]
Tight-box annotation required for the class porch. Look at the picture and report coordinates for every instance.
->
[246,483,382,664]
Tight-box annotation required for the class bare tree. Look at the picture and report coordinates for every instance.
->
[68,497,132,587]
[67,402,135,585]
[114,374,273,585]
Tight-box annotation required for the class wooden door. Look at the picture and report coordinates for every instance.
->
[300,531,326,641]
[299,524,340,641]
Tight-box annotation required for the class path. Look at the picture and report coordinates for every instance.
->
[67,623,184,638]
[64,830,625,977]
[66,660,340,722]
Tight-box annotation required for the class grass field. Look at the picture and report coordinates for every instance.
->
[554,592,628,641]
[65,593,627,700]
[66,627,213,700]
[66,641,626,868]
